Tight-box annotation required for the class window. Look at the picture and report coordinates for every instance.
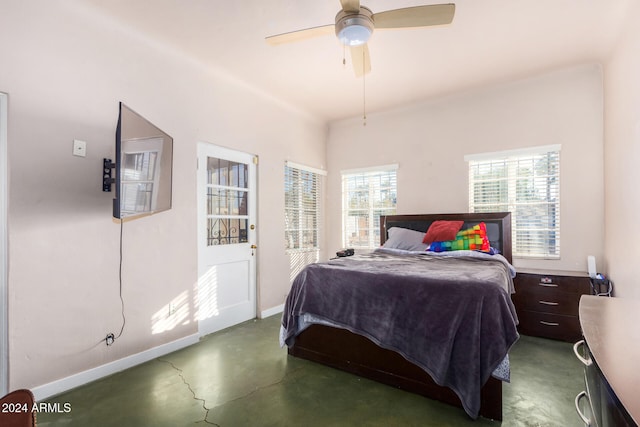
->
[466,145,560,259]
[285,162,324,251]
[206,157,249,245]
[341,165,398,249]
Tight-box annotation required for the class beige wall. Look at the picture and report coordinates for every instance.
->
[327,65,605,274]
[1,2,326,391]
[603,2,640,299]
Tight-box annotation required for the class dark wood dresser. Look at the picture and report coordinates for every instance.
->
[512,270,591,342]
[575,295,639,426]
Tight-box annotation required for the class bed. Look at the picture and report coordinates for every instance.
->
[280,212,518,420]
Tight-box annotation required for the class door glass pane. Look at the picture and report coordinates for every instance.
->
[207,218,249,245]
[206,156,249,246]
[207,158,248,188]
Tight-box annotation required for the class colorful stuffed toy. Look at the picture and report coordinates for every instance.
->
[428,222,491,253]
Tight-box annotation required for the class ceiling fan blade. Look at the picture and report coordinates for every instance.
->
[266,24,335,46]
[340,0,360,13]
[350,44,371,77]
[373,4,455,29]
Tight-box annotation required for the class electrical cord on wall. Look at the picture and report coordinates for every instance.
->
[101,217,126,347]
[115,217,126,340]
[105,218,126,346]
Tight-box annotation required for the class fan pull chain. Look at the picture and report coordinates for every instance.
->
[342,44,346,68]
[362,50,367,126]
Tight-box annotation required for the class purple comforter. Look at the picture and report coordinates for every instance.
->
[281,249,519,419]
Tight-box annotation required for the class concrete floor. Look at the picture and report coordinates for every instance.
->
[37,315,584,426]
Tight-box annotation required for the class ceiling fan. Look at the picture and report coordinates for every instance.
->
[265,0,455,77]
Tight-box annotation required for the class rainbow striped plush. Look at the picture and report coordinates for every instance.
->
[428,222,490,253]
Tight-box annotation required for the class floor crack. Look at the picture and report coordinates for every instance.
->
[157,358,219,426]
[221,365,305,407]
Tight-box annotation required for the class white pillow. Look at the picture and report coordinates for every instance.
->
[382,227,428,251]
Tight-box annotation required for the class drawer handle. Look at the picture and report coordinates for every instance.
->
[573,340,592,366]
[538,283,558,288]
[539,320,559,326]
[575,390,592,426]
[538,300,559,306]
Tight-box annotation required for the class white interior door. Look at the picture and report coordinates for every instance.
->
[197,143,257,336]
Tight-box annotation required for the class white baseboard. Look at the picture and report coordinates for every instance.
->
[32,333,199,402]
[260,304,284,319]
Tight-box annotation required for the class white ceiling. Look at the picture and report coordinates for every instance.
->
[79,0,631,123]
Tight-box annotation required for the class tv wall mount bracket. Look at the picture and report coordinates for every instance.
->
[103,158,115,192]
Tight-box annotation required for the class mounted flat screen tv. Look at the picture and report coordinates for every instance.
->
[103,103,173,219]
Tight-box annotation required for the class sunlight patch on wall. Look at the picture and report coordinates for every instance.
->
[289,250,319,283]
[151,291,190,335]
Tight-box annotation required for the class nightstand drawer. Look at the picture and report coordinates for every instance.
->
[513,285,581,316]
[516,310,582,342]
[514,273,591,295]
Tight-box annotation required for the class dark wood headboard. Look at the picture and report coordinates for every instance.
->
[380,212,512,264]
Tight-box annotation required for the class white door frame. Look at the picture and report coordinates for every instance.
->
[1,92,9,395]
[196,142,257,336]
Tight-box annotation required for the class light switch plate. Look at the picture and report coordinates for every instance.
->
[73,139,87,157]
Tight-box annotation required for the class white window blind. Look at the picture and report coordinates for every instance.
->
[466,145,560,259]
[285,162,324,251]
[341,165,397,249]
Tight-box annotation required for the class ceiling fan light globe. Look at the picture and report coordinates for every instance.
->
[338,25,371,46]
[335,7,374,46]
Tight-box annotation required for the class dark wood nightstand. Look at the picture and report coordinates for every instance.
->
[512,270,591,342]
